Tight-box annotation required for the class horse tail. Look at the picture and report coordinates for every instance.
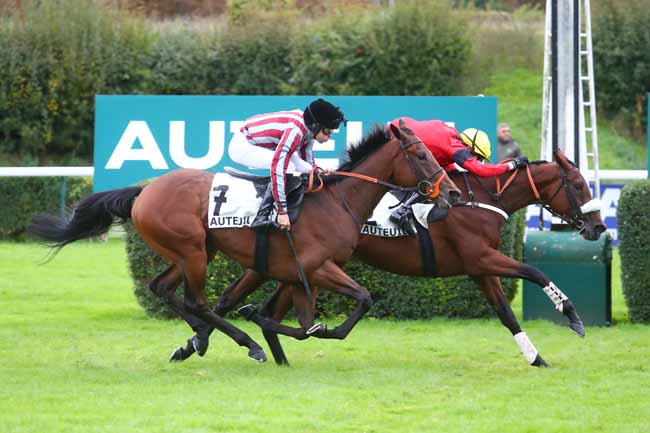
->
[28,186,143,253]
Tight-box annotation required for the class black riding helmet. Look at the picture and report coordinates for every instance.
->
[303,98,347,134]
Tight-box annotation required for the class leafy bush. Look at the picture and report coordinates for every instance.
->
[593,0,650,137]
[126,209,525,320]
[1,0,473,162]
[617,180,650,323]
[0,0,154,161]
[0,176,93,239]
[288,0,470,96]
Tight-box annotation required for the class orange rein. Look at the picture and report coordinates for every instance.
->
[494,164,540,200]
[306,169,442,200]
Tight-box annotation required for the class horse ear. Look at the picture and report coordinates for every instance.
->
[390,123,402,140]
[398,119,416,136]
[553,148,568,166]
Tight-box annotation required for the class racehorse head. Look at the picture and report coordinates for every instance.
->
[389,120,461,208]
[535,149,607,240]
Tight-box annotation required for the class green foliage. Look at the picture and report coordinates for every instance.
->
[125,210,525,320]
[617,180,650,323]
[484,68,647,170]
[0,0,154,161]
[593,0,650,138]
[0,176,92,239]
[1,0,472,161]
[289,1,470,95]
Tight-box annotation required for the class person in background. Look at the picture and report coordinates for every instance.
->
[496,123,522,162]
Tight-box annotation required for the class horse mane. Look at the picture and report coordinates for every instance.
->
[323,124,392,185]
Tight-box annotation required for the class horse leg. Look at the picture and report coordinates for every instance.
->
[307,260,372,340]
[238,286,314,341]
[214,269,269,316]
[148,264,215,362]
[181,249,267,363]
[256,283,321,366]
[172,269,269,362]
[477,276,550,368]
[476,250,585,337]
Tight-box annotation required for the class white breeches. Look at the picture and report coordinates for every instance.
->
[229,131,312,173]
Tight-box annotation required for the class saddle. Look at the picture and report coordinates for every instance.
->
[224,167,306,224]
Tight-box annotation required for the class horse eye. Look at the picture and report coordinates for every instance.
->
[574,183,584,191]
[417,151,427,161]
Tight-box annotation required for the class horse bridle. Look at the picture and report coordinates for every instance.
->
[491,164,601,230]
[398,137,446,199]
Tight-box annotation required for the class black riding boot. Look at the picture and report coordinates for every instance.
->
[389,192,420,236]
[250,183,276,229]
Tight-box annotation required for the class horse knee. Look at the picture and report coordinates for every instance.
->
[184,297,208,316]
[360,294,373,311]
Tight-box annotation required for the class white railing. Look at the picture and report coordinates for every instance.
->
[584,170,647,181]
[0,167,94,216]
[0,167,94,177]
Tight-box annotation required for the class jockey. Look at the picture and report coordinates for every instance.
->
[229,98,346,231]
[387,117,529,235]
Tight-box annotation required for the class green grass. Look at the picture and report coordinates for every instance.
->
[1,240,649,433]
[485,68,647,170]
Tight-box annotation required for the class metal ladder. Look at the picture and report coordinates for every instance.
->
[580,0,601,199]
[540,0,601,199]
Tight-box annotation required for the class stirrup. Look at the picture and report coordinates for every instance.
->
[250,212,274,229]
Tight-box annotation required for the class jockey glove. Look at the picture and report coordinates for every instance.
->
[514,156,529,168]
[508,156,529,170]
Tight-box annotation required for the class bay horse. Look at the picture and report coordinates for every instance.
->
[173,148,606,367]
[28,122,461,363]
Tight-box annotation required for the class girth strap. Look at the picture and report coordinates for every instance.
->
[414,222,436,277]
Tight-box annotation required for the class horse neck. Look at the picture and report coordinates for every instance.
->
[332,144,400,223]
[496,163,558,213]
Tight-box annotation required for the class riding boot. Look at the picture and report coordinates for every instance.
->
[251,183,276,229]
[389,192,420,236]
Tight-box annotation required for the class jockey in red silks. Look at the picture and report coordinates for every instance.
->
[387,117,529,235]
[229,98,346,231]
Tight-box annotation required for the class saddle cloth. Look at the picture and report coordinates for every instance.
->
[361,193,433,238]
[208,173,263,228]
[207,171,305,229]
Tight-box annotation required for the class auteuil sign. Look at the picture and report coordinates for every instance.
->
[93,95,496,192]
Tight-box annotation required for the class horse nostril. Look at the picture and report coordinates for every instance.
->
[595,224,607,237]
[449,189,461,204]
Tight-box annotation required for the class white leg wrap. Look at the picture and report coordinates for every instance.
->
[514,332,539,365]
[543,281,568,312]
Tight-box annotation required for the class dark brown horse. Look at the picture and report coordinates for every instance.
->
[175,148,606,367]
[28,122,461,363]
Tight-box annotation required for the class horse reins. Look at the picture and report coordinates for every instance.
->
[306,138,446,200]
[488,164,589,230]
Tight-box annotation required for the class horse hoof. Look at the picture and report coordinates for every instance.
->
[531,354,552,368]
[169,346,192,363]
[191,336,209,357]
[248,348,267,363]
[569,321,586,338]
[238,304,257,320]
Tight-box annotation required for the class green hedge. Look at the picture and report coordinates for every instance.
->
[617,180,650,323]
[0,176,93,239]
[593,0,650,136]
[126,210,525,320]
[1,0,470,161]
